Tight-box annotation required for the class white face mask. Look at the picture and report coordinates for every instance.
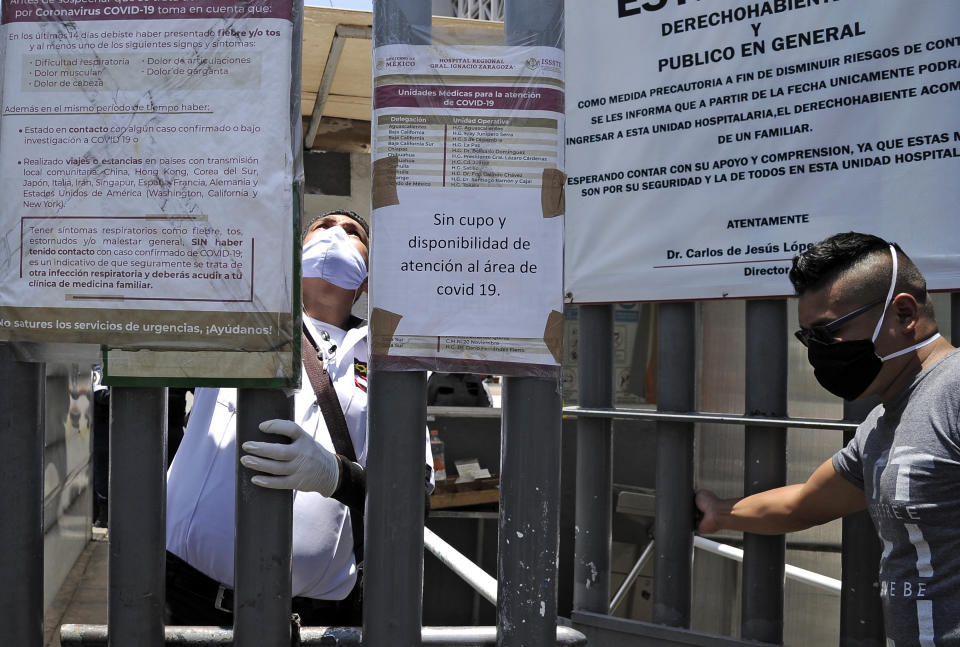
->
[302,225,367,289]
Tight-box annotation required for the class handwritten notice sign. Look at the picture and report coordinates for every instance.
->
[565,1,960,303]
[0,0,299,381]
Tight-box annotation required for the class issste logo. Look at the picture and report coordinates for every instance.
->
[540,57,561,73]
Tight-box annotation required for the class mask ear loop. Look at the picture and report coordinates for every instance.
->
[873,243,942,361]
[870,245,899,343]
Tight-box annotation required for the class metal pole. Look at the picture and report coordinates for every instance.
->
[952,292,959,346]
[564,407,858,431]
[742,300,786,644]
[234,389,294,647]
[839,398,884,647]
[573,305,613,612]
[61,624,588,646]
[364,370,428,646]
[424,527,498,605]
[109,386,167,647]
[693,536,840,593]
[609,541,655,615]
[652,302,695,627]
[366,3,431,646]
[374,0,431,50]
[0,350,44,647]
[498,376,563,647]
[497,3,565,645]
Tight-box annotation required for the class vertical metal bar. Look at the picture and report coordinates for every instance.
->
[505,0,563,47]
[0,351,44,647]
[234,389,294,647]
[742,300,787,644]
[367,4,431,646]
[109,386,167,647]
[952,292,959,346]
[839,398,884,647]
[472,519,485,625]
[573,305,613,612]
[653,302,695,627]
[496,4,565,646]
[498,376,563,647]
[365,370,428,646]
[373,0,431,50]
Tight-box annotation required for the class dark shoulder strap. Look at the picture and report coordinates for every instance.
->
[302,329,365,563]
[301,330,357,463]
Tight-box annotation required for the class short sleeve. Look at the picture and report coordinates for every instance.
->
[831,434,865,490]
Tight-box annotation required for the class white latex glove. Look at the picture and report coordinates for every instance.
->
[240,419,341,496]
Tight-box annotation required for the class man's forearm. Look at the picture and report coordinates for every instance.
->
[699,458,865,536]
[713,484,822,535]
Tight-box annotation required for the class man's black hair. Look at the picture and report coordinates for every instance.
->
[305,209,369,237]
[788,232,891,295]
[789,231,931,316]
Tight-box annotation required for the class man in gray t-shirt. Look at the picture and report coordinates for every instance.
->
[834,349,960,645]
[696,232,959,646]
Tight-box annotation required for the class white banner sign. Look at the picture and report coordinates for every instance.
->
[565,0,960,303]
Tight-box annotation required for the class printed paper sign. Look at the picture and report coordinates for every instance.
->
[370,44,565,371]
[0,0,297,364]
[565,1,960,303]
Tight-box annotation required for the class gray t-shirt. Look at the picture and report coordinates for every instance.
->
[834,349,960,646]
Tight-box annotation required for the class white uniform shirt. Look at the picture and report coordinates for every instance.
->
[166,318,369,600]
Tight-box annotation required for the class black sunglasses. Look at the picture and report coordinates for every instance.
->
[794,297,885,347]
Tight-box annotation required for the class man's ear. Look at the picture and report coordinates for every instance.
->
[891,293,919,332]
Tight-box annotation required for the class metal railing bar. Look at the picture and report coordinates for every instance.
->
[604,535,839,615]
[427,405,502,419]
[60,625,587,646]
[697,534,842,554]
[564,406,859,431]
[430,510,498,520]
[609,540,654,615]
[424,527,498,605]
[693,536,841,594]
[61,625,236,646]
[419,626,586,645]
[571,610,776,647]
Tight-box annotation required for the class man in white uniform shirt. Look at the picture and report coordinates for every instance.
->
[166,211,380,626]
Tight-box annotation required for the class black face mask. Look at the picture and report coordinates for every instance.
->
[806,337,883,401]
[801,245,944,400]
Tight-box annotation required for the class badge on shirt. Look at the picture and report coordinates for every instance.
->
[354,359,368,392]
